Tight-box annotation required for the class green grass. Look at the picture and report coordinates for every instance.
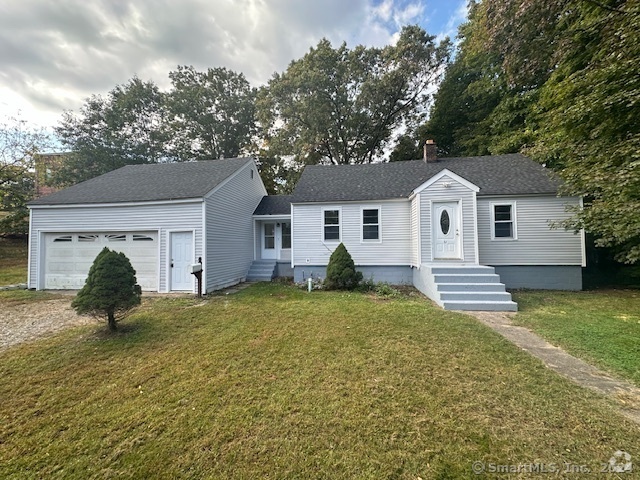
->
[512,290,640,388]
[0,237,28,285]
[1,284,638,479]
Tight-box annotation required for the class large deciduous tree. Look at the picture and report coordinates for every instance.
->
[258,26,450,165]
[423,0,639,263]
[0,116,50,235]
[532,0,640,263]
[166,66,256,161]
[55,77,169,186]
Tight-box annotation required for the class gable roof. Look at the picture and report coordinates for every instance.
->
[28,157,254,206]
[291,154,561,203]
[253,195,293,215]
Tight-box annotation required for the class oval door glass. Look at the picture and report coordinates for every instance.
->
[440,210,450,235]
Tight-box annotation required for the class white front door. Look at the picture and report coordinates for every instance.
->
[170,231,193,291]
[261,222,277,259]
[433,202,461,260]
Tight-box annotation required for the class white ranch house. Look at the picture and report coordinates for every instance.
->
[28,149,585,311]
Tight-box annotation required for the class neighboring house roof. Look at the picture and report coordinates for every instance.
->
[292,153,562,203]
[254,195,293,215]
[28,157,254,206]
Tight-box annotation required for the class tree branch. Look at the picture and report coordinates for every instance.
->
[580,0,628,14]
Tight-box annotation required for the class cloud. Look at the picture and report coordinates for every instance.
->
[0,0,465,128]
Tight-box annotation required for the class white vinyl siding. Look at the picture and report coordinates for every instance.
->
[410,196,420,267]
[205,162,266,291]
[419,174,477,264]
[478,196,584,265]
[29,201,203,292]
[292,201,411,266]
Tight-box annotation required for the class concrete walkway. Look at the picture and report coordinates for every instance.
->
[466,311,640,426]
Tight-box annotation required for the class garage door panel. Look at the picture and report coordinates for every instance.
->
[45,232,158,291]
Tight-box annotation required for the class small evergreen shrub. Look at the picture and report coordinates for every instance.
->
[72,247,142,331]
[324,243,363,290]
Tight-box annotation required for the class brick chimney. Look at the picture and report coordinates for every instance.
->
[423,139,437,163]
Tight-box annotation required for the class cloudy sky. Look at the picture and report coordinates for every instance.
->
[0,0,467,130]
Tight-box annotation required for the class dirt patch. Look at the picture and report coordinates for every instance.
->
[0,298,94,351]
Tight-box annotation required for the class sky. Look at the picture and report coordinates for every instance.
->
[0,0,468,130]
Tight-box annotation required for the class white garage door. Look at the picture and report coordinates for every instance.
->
[44,232,158,291]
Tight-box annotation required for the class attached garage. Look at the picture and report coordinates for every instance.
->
[44,232,158,291]
[28,158,267,293]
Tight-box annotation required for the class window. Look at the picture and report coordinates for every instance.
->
[264,223,275,249]
[132,234,154,242]
[323,209,340,241]
[78,234,98,242]
[105,234,126,242]
[492,203,517,239]
[281,222,291,249]
[53,235,72,242]
[362,207,380,241]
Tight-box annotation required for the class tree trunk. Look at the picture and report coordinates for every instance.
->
[107,310,117,331]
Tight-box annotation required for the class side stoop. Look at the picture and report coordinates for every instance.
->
[431,265,517,312]
[246,260,277,282]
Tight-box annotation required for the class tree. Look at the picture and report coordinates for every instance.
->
[258,26,450,166]
[72,248,142,331]
[389,134,421,162]
[324,243,363,290]
[531,0,640,263]
[424,0,639,263]
[0,115,50,235]
[54,77,170,186]
[166,66,257,161]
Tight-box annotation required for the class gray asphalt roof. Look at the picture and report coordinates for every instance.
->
[28,158,254,206]
[292,154,562,202]
[253,195,293,215]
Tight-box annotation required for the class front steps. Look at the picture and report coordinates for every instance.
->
[432,266,517,311]
[246,260,277,282]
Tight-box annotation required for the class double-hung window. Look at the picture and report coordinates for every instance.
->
[362,207,380,242]
[323,209,340,241]
[491,202,517,239]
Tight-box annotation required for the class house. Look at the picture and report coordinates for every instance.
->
[27,148,585,312]
[34,152,68,198]
[27,158,266,293]
[277,145,585,311]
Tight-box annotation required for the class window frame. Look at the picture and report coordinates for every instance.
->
[490,201,518,240]
[322,207,342,243]
[281,222,292,249]
[360,206,382,243]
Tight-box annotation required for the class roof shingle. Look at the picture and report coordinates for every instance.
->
[29,158,254,206]
[253,195,293,215]
[292,154,561,202]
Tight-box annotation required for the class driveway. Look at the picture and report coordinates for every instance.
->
[0,296,93,351]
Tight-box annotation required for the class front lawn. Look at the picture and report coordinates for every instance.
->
[512,290,640,388]
[1,284,638,479]
[0,237,28,285]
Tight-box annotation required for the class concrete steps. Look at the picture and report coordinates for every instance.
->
[431,266,517,312]
[246,260,277,282]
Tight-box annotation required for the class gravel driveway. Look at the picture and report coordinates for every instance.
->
[0,297,94,351]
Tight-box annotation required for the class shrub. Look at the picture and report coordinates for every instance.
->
[72,247,142,331]
[324,243,363,290]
